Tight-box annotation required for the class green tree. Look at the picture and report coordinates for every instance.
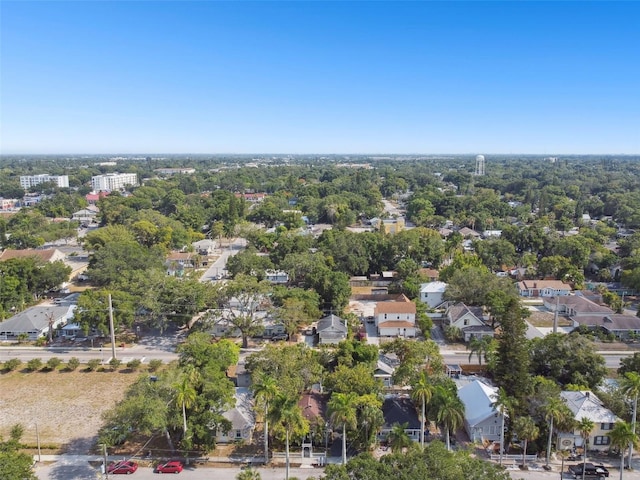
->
[174,371,198,438]
[541,396,572,467]
[387,423,411,453]
[0,424,37,480]
[577,416,595,480]
[468,336,492,365]
[66,357,80,371]
[620,372,640,468]
[252,373,279,464]
[26,358,42,372]
[491,387,514,466]
[432,385,465,451]
[236,467,261,480]
[608,421,639,480]
[46,357,62,371]
[512,416,539,468]
[268,394,309,480]
[411,371,434,449]
[328,392,358,465]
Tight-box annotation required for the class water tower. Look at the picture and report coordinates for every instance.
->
[475,155,485,176]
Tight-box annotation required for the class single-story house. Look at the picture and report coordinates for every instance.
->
[458,379,506,443]
[571,314,640,340]
[458,227,481,238]
[557,391,619,451]
[215,387,255,444]
[377,395,422,443]
[517,280,572,297]
[316,314,347,345]
[165,252,196,275]
[72,207,99,224]
[0,248,66,264]
[265,270,289,284]
[299,390,329,457]
[419,281,447,308]
[0,305,76,340]
[374,359,396,389]
[192,239,218,256]
[543,295,612,317]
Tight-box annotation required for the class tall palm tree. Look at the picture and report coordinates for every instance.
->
[268,394,309,480]
[513,416,539,469]
[433,386,465,451]
[411,371,434,449]
[328,392,358,465]
[468,336,491,366]
[542,396,569,467]
[608,421,639,480]
[491,387,513,465]
[251,373,279,464]
[173,373,198,436]
[388,422,411,453]
[621,372,640,469]
[577,416,595,480]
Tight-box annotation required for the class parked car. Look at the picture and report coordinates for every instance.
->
[567,462,609,478]
[271,333,288,341]
[156,460,183,473]
[107,460,138,474]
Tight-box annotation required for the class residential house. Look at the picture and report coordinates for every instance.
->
[298,390,329,458]
[192,239,218,256]
[557,391,619,452]
[374,357,396,389]
[375,295,417,338]
[216,387,255,444]
[0,305,76,340]
[165,252,195,276]
[316,314,347,345]
[445,303,494,342]
[419,281,447,308]
[418,268,440,282]
[0,248,66,264]
[458,227,481,238]
[72,206,99,224]
[517,280,572,297]
[571,314,640,340]
[377,395,422,443]
[458,379,506,443]
[543,295,612,317]
[265,270,289,284]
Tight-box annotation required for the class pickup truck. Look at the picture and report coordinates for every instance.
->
[567,462,609,478]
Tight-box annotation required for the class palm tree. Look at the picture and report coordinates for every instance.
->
[608,421,639,480]
[411,371,434,449]
[236,468,261,480]
[491,387,513,465]
[388,422,411,453]
[542,396,570,467]
[468,336,491,365]
[268,394,309,480]
[577,416,595,480]
[433,386,465,451]
[513,416,540,469]
[328,392,358,465]
[173,372,198,437]
[252,373,279,464]
[621,372,640,469]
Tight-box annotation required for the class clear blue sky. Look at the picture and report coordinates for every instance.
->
[1,1,639,155]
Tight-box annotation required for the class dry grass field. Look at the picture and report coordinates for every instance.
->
[0,368,139,453]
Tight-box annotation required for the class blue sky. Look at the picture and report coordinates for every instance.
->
[1,1,639,155]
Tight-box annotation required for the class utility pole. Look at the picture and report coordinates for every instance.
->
[108,294,116,360]
[35,423,41,462]
[552,295,559,334]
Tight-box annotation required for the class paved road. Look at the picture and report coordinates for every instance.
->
[199,237,246,283]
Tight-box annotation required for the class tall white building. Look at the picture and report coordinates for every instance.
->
[475,155,485,176]
[20,174,69,190]
[91,173,138,192]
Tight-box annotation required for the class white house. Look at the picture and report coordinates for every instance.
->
[192,239,218,256]
[419,281,447,308]
[215,387,255,444]
[557,391,619,451]
[375,295,417,337]
[316,314,348,345]
[445,303,494,342]
[0,305,76,340]
[265,270,289,284]
[458,379,506,443]
[517,280,572,297]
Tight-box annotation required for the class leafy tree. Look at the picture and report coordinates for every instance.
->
[148,359,163,372]
[325,363,382,397]
[4,359,21,372]
[86,359,101,371]
[26,358,42,372]
[46,357,62,371]
[66,357,81,371]
[619,353,640,377]
[74,289,135,335]
[328,392,358,465]
[387,423,411,453]
[0,425,37,480]
[109,357,122,371]
[381,338,443,386]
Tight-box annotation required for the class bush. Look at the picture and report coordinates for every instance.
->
[66,357,81,371]
[46,357,62,371]
[86,359,101,371]
[4,358,22,372]
[26,358,43,372]
[148,359,163,372]
[109,358,122,371]
[35,337,47,347]
[126,359,141,371]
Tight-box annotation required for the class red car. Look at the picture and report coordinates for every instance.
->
[107,460,138,474]
[156,460,184,474]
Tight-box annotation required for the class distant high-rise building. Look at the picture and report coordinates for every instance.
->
[475,155,485,176]
[20,174,69,190]
[91,173,138,192]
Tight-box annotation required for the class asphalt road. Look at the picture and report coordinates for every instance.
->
[199,238,246,283]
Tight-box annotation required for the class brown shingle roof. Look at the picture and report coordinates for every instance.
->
[0,248,64,263]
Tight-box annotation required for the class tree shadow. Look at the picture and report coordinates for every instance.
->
[46,462,99,480]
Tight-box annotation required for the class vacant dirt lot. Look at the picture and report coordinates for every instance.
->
[0,368,139,453]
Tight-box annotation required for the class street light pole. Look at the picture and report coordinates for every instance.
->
[102,443,109,480]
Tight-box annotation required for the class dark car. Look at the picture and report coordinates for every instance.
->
[271,333,288,341]
[156,460,183,474]
[568,462,609,478]
[107,460,138,474]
